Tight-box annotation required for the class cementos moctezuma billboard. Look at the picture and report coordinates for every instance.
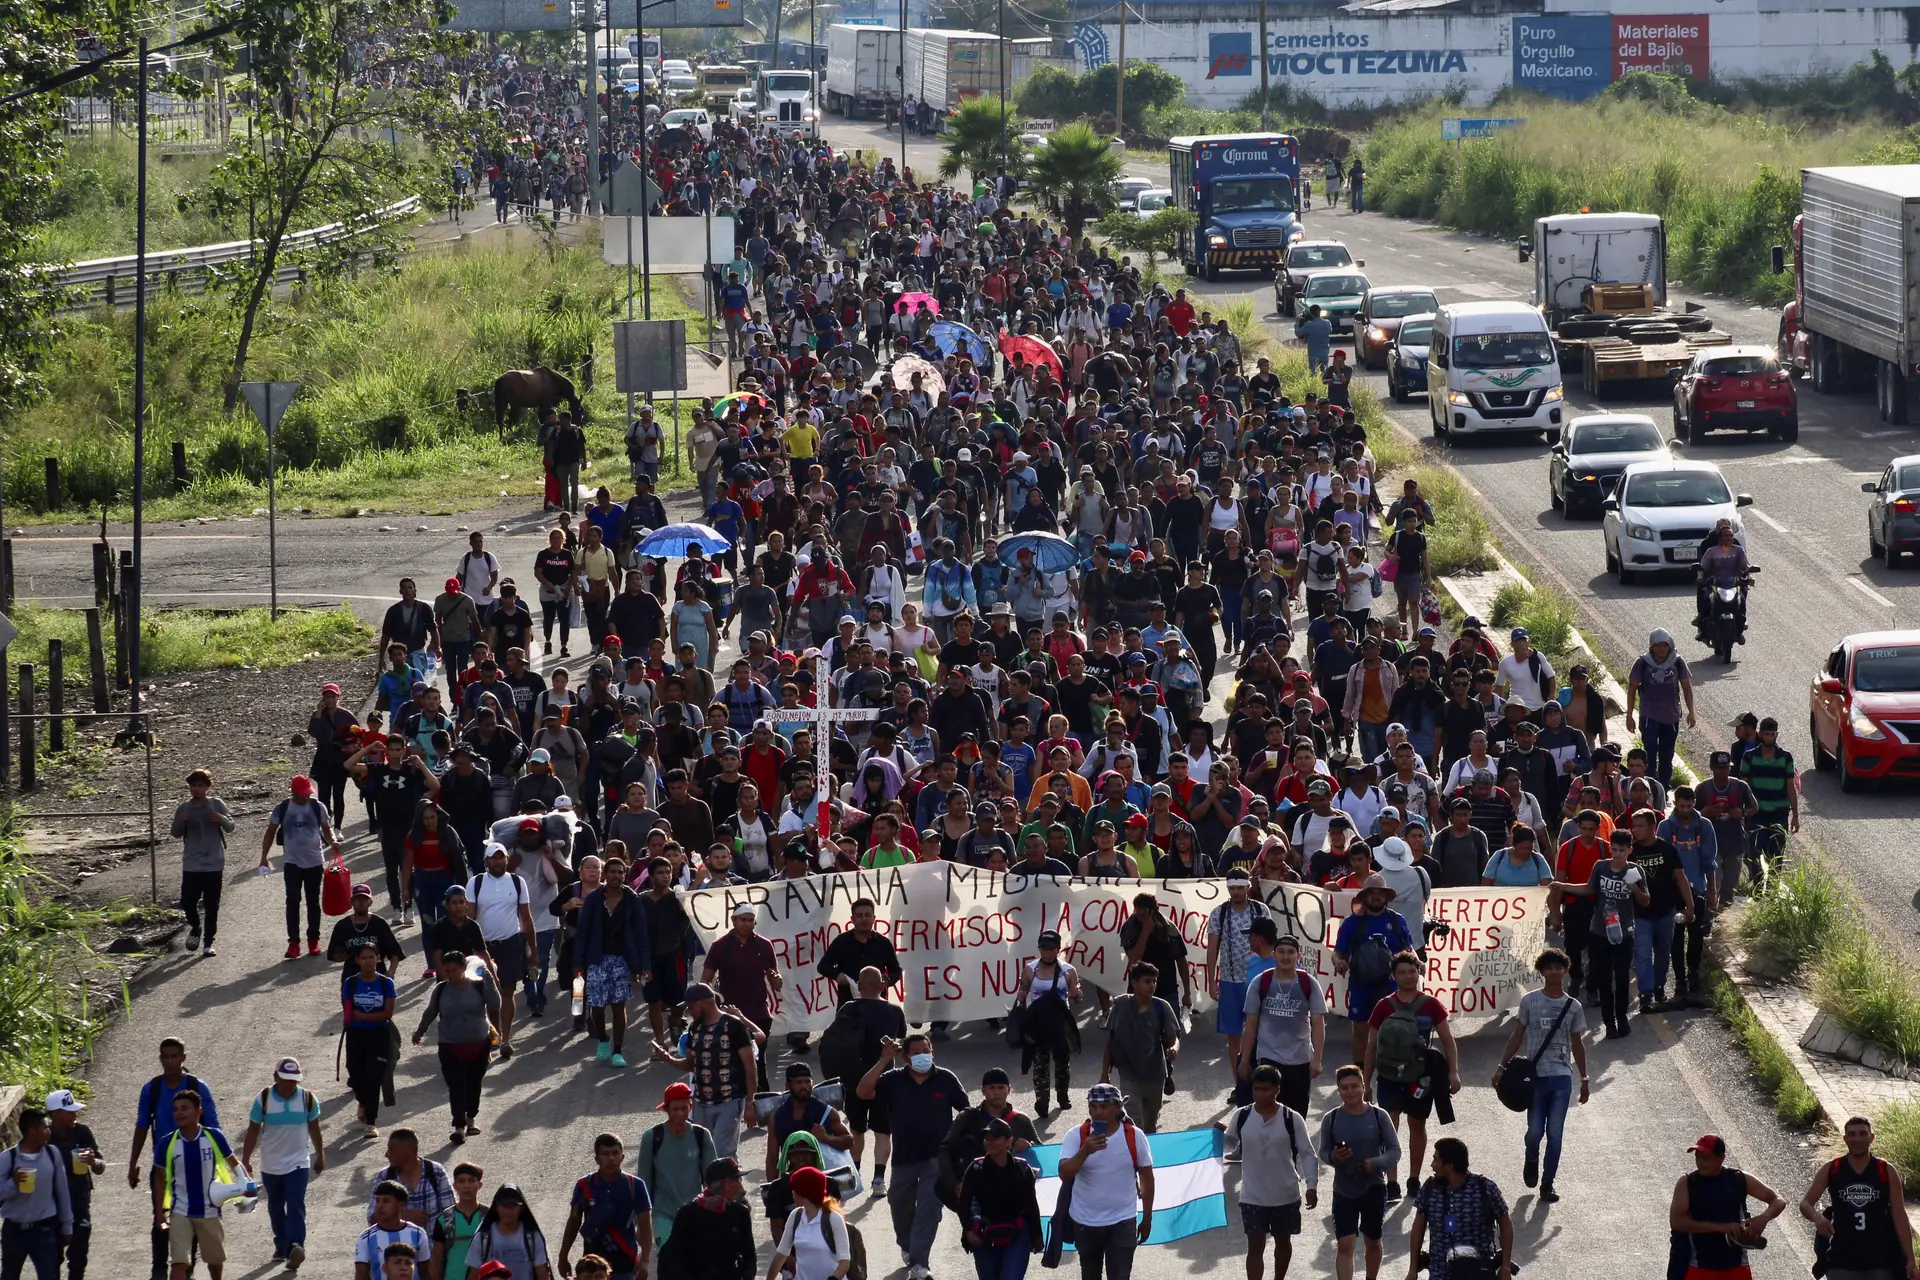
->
[1206,29,1470,80]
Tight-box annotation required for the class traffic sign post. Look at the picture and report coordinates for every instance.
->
[238,380,301,620]
[1441,117,1526,142]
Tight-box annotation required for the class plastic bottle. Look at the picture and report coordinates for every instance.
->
[1604,908,1623,945]
[572,976,586,1018]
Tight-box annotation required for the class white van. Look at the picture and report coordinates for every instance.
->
[1428,301,1565,441]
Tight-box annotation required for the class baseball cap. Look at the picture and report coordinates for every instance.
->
[289,774,315,797]
[683,982,718,1005]
[528,748,552,765]
[518,817,543,833]
[1689,1134,1727,1157]
[351,883,374,900]
[272,1058,303,1083]
[731,903,757,919]
[1511,627,1530,642]
[704,1157,744,1185]
[473,1263,513,1280]
[656,1081,694,1109]
[1307,778,1332,797]
[410,681,429,696]
[442,883,469,902]
[320,683,342,695]
[1710,750,1732,767]
[1125,813,1149,827]
[44,1088,85,1112]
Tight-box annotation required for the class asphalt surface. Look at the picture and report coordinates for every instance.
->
[48,115,1831,1280]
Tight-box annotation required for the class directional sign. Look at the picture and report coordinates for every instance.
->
[0,611,19,652]
[1441,117,1526,141]
[598,158,663,218]
[238,381,300,620]
[239,380,301,439]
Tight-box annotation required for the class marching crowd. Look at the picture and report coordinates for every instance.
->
[0,56,1885,1280]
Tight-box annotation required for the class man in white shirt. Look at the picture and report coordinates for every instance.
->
[456,533,501,612]
[1231,1064,1320,1280]
[1494,627,1557,712]
[1058,1084,1153,1280]
[468,844,536,1057]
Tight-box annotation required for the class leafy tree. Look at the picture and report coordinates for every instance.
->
[1016,62,1184,133]
[1025,121,1121,240]
[938,95,1023,184]
[190,0,474,411]
[0,0,130,413]
[1096,205,1194,272]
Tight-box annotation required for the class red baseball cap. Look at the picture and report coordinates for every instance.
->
[656,1082,694,1109]
[1688,1134,1726,1156]
[289,775,314,798]
[1125,813,1149,828]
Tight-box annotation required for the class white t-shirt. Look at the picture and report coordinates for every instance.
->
[247,1086,321,1175]
[469,870,530,943]
[1342,561,1377,613]
[776,1207,851,1277]
[1061,1120,1153,1228]
[459,550,502,608]
[1496,651,1556,711]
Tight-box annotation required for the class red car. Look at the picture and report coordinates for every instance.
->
[1809,630,1920,790]
[1672,344,1798,443]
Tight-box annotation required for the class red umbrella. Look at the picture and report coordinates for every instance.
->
[998,332,1063,380]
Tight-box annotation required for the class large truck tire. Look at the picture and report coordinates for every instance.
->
[1811,334,1839,394]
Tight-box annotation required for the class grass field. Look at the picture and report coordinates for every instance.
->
[31,139,233,263]
[1364,80,1920,304]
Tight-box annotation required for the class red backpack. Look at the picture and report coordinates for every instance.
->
[1077,1119,1143,1167]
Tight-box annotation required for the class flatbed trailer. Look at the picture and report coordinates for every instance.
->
[1564,326,1730,397]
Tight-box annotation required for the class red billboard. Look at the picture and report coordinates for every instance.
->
[1613,15,1708,81]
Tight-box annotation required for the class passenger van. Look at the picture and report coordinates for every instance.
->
[1428,301,1565,440]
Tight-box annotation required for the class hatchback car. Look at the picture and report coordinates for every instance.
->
[1549,414,1671,519]
[1385,313,1434,403]
[1356,286,1439,369]
[1810,630,1920,790]
[1276,240,1354,316]
[1602,459,1751,584]
[1297,270,1372,335]
[1673,345,1798,443]
[1862,455,1920,568]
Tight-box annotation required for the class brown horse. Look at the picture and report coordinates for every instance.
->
[493,366,585,430]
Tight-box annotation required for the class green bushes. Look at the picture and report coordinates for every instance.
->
[1487,581,1575,660]
[1364,84,1920,305]
[10,604,369,676]
[32,139,234,262]
[1739,862,1850,975]
[1015,63,1185,134]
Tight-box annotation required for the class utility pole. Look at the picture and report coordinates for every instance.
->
[998,0,1006,175]
[1114,1,1125,134]
[1258,0,1270,131]
[898,0,907,172]
[584,2,599,212]
[130,35,148,716]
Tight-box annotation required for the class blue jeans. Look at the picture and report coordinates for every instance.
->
[1358,720,1388,762]
[413,870,452,927]
[1634,911,1676,995]
[1524,1074,1573,1185]
[1219,586,1243,649]
[1641,717,1680,788]
[972,1225,1033,1280]
[262,1168,310,1258]
[1,1217,61,1280]
[528,929,557,1010]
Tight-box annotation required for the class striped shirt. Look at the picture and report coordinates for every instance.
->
[366,1160,454,1222]
[1737,746,1796,819]
[161,1126,239,1219]
[355,1221,433,1269]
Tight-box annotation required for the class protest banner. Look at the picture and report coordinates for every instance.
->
[683,863,1546,1035]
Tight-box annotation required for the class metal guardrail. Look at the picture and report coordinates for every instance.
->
[45,194,423,311]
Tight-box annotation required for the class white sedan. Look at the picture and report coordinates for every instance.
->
[1602,458,1751,584]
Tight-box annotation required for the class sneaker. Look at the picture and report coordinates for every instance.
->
[908,1268,929,1280]
[465,1123,480,1136]
[870,1172,886,1197]
[1540,1182,1559,1204]
[1639,993,1656,1016]
[185,932,200,952]
[307,940,322,956]
[203,943,217,957]
[1386,1179,1403,1202]
[596,1040,613,1063]
[402,905,414,927]
[288,1246,305,1271]
[284,941,301,961]
[610,1053,628,1068]
[364,1124,380,1140]
[1524,1151,1539,1188]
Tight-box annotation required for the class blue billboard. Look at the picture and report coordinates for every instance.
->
[1511,14,1611,101]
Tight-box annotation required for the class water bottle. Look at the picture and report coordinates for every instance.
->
[572,976,585,1018]
[1604,908,1624,945]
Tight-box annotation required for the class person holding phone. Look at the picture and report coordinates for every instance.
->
[1057,1084,1154,1280]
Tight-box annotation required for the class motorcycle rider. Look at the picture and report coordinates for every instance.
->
[1693,519,1752,643]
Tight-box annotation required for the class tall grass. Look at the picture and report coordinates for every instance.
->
[1364,84,1920,305]
[0,813,108,1095]
[9,604,370,677]
[1739,861,1850,975]
[31,139,232,263]
[1707,970,1823,1127]
[3,233,702,517]
[1871,1101,1920,1180]
[1487,581,1575,660]
[1815,934,1920,1068]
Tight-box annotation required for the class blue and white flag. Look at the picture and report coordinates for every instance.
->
[1026,1126,1227,1248]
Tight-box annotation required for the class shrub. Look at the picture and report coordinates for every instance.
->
[1739,861,1850,975]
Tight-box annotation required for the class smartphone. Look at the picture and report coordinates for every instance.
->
[1091,1120,1108,1138]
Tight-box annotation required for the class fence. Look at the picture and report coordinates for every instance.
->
[44,195,423,311]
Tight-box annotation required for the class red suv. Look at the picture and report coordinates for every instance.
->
[1673,345,1798,443]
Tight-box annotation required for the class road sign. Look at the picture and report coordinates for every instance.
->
[636,0,744,26]
[1441,117,1526,141]
[238,381,300,620]
[442,0,576,31]
[0,611,19,652]
[598,158,663,218]
[613,320,689,392]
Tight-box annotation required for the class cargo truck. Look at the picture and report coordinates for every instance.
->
[903,28,1003,124]
[1780,165,1920,423]
[823,23,901,119]
[1167,133,1303,281]
[1528,211,1724,398]
[755,67,818,140]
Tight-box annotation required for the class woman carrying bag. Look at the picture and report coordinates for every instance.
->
[413,949,502,1146]
[764,1166,853,1280]
[1015,930,1082,1119]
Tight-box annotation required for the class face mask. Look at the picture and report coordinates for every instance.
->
[909,1053,935,1074]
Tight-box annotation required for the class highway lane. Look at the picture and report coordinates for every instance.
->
[1172,203,1920,952]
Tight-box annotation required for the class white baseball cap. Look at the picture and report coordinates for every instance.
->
[274,1057,304,1082]
[44,1089,84,1113]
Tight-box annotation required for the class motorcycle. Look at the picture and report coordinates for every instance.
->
[1697,564,1759,663]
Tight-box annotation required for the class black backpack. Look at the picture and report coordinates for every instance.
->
[1312,547,1338,580]
[819,1000,868,1086]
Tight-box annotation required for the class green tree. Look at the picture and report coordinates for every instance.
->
[1096,205,1194,272]
[0,0,130,413]
[191,0,474,411]
[938,95,1023,184]
[1026,121,1122,241]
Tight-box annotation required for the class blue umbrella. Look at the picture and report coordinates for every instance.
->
[929,320,992,366]
[637,523,730,557]
[997,532,1078,573]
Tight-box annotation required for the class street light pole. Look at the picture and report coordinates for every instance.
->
[1259,0,1270,131]
[131,36,148,715]
[997,0,1006,175]
[898,0,906,172]
[1114,1,1126,134]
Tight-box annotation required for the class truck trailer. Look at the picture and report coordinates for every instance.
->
[1168,133,1303,280]
[823,23,901,119]
[1782,165,1920,423]
[903,28,1003,123]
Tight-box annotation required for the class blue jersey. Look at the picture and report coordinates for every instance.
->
[137,1074,221,1157]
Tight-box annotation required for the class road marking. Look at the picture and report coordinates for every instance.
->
[1751,510,1790,534]
[1849,577,1897,608]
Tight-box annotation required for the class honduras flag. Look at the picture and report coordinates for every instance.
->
[1026,1126,1228,1248]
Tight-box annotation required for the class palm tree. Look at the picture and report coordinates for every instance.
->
[1025,122,1123,241]
[938,96,1022,185]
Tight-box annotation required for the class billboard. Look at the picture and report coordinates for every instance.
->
[1613,15,1708,79]
[1511,14,1613,99]
[442,0,575,30]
